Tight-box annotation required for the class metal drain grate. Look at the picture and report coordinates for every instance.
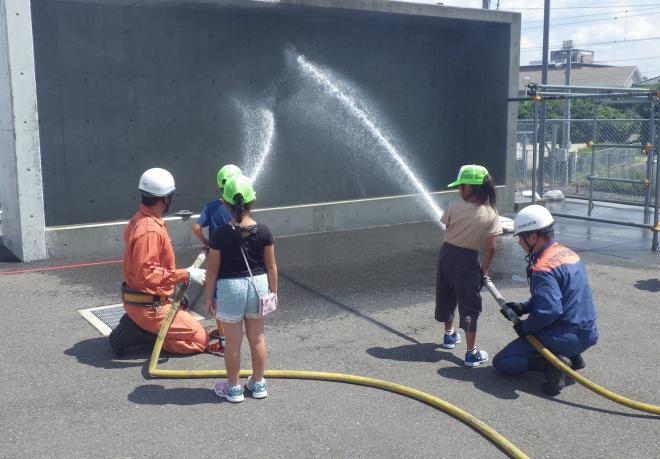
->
[78,303,205,336]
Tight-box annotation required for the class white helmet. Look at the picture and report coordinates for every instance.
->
[513,205,554,236]
[138,168,175,197]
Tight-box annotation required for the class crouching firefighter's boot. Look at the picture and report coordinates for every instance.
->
[109,314,157,357]
[542,354,572,396]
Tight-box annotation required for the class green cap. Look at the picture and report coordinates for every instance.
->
[447,164,489,188]
[223,175,255,205]
[216,164,242,190]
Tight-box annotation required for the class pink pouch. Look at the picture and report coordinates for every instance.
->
[240,246,277,317]
[258,292,278,316]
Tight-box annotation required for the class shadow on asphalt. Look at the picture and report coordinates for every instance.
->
[0,238,20,263]
[128,385,218,405]
[438,366,658,419]
[64,337,162,370]
[634,278,660,292]
[367,342,463,366]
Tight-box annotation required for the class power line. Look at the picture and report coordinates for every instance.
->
[522,9,660,29]
[521,5,660,25]
[598,55,660,63]
[521,36,660,51]
[509,3,660,10]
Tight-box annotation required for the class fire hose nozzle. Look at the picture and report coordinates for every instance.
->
[482,275,521,323]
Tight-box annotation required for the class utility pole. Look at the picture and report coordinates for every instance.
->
[561,40,572,151]
[562,40,573,184]
[537,0,551,198]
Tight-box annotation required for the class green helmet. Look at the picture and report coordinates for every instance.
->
[216,164,242,190]
[447,164,489,188]
[223,175,255,205]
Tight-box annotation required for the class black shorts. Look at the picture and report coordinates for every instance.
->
[435,242,482,332]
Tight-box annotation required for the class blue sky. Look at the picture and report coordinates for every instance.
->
[409,0,660,79]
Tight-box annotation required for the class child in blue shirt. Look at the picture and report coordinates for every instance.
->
[192,164,242,356]
[193,164,241,247]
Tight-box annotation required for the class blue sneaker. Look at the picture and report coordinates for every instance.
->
[245,376,268,399]
[464,349,489,367]
[214,381,244,403]
[442,331,462,349]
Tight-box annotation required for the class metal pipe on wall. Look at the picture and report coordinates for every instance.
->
[644,101,655,225]
[531,103,538,204]
[537,0,551,198]
[588,101,598,217]
[653,103,660,251]
[551,212,652,230]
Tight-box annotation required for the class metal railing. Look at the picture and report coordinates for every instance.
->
[513,85,660,250]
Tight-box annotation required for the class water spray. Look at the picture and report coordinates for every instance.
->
[233,99,276,185]
[295,54,445,229]
[248,108,276,184]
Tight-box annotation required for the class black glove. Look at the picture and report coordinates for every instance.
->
[513,321,526,339]
[180,293,191,310]
[505,302,524,317]
[499,309,513,322]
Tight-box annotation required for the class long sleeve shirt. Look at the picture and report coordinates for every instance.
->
[123,205,188,297]
[521,241,597,335]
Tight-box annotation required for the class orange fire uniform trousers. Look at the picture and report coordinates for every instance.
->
[124,302,207,354]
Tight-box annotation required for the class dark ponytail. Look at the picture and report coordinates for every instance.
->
[234,194,245,224]
[471,175,497,207]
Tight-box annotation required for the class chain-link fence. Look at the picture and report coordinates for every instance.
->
[516,101,657,213]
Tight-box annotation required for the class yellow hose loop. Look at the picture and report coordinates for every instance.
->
[526,335,660,415]
[148,308,527,458]
[148,253,528,458]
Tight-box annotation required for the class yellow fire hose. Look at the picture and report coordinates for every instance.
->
[483,277,660,415]
[148,251,528,459]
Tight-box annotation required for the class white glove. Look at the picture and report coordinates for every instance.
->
[186,267,206,285]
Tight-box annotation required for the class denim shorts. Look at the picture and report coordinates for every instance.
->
[216,274,269,323]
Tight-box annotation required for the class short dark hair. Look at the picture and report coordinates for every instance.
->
[141,193,162,207]
[521,228,554,240]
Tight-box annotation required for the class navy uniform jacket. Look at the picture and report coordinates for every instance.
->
[520,241,597,335]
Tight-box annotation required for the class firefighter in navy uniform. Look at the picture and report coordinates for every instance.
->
[493,205,599,395]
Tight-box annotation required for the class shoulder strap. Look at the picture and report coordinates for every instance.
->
[240,247,259,292]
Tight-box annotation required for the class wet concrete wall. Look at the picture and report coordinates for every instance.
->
[31,0,515,226]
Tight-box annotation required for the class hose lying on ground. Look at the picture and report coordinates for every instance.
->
[146,250,529,459]
[483,276,660,416]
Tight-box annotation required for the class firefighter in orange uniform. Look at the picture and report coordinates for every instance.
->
[113,167,212,355]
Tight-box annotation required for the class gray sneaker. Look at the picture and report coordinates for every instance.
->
[245,376,268,399]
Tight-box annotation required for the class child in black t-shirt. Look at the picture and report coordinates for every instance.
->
[204,175,278,403]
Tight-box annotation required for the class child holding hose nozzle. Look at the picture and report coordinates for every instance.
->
[492,205,599,395]
[192,164,243,357]
[436,165,502,367]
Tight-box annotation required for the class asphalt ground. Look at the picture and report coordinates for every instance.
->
[1,203,659,458]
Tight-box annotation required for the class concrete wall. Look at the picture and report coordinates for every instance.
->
[45,186,506,260]
[0,0,519,260]
[31,0,517,226]
[0,0,47,261]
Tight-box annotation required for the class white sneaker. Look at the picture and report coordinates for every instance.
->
[245,376,268,399]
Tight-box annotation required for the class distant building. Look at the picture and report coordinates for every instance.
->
[520,64,643,92]
[520,42,643,92]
